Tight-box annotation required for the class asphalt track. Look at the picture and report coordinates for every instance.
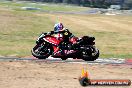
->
[0,56,131,65]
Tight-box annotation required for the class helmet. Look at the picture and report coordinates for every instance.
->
[54,23,64,32]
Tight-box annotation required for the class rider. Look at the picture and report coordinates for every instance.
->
[49,22,75,55]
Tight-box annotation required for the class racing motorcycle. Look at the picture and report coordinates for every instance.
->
[31,31,99,61]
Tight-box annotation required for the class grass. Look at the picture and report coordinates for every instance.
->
[45,14,132,58]
[0,9,54,57]
[0,2,132,58]
[0,1,88,12]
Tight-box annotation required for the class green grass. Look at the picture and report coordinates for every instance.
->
[0,1,88,12]
[0,2,132,58]
[0,10,54,57]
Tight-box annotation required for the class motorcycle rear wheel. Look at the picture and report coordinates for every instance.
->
[82,49,99,61]
[61,57,67,60]
[31,43,53,59]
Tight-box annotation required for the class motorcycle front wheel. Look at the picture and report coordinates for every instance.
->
[31,42,53,59]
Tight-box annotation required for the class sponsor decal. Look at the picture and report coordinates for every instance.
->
[88,79,131,86]
[79,68,131,86]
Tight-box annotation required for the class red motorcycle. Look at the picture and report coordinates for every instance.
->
[31,31,99,61]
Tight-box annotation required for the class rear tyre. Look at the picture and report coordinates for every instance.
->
[82,49,99,61]
[61,57,67,60]
[31,42,53,59]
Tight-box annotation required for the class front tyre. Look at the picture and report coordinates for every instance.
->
[31,42,52,59]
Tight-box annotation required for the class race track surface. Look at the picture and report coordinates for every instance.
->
[0,56,131,88]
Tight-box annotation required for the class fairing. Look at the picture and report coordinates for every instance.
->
[44,36,61,46]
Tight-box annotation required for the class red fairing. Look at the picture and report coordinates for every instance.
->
[44,36,61,45]
[53,46,58,52]
[70,37,78,44]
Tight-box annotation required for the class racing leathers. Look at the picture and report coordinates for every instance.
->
[48,28,74,55]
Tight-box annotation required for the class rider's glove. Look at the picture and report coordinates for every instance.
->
[50,31,54,35]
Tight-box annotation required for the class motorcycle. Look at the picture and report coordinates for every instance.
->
[31,31,99,61]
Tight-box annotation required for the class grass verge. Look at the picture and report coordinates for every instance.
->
[0,1,88,12]
[0,5,132,58]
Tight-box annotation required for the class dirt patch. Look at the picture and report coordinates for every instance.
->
[0,61,131,88]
